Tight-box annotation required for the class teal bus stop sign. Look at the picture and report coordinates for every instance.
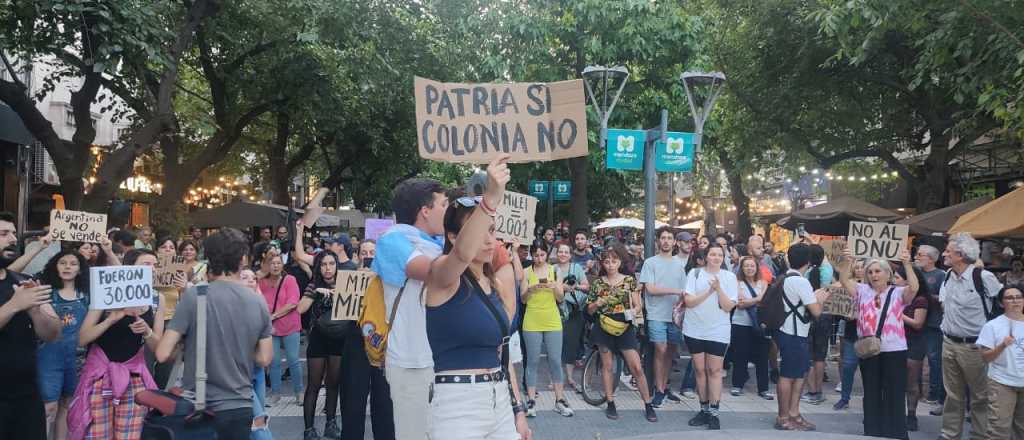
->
[528,180,549,200]
[606,129,645,171]
[553,180,572,201]
[655,131,695,173]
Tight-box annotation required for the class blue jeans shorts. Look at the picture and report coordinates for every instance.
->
[773,330,811,380]
[647,320,683,347]
[36,339,80,402]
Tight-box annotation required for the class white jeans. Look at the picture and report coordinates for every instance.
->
[428,377,519,440]
[385,364,434,440]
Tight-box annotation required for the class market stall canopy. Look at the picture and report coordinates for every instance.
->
[189,201,303,228]
[897,197,991,236]
[679,220,703,230]
[949,187,1024,238]
[778,196,903,236]
[595,217,669,230]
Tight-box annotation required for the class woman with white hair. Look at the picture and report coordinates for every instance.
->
[837,247,919,439]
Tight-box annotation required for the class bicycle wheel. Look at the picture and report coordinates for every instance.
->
[581,349,621,406]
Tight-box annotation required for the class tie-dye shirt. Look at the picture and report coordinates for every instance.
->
[855,283,908,352]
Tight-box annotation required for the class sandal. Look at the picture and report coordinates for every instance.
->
[774,415,798,429]
[793,415,816,431]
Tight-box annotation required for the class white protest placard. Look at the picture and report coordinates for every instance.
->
[89,265,155,310]
[154,255,188,288]
[495,191,538,243]
[847,221,909,260]
[415,77,588,163]
[49,209,107,243]
[331,270,374,321]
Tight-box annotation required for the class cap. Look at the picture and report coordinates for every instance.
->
[676,231,693,242]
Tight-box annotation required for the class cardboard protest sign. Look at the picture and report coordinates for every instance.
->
[822,286,856,319]
[415,77,588,163]
[365,219,395,241]
[331,270,374,321]
[154,255,188,288]
[49,209,107,243]
[495,191,538,243]
[820,239,844,263]
[89,265,155,310]
[847,221,909,260]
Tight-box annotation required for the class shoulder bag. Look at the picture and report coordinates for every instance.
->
[138,285,217,439]
[854,287,895,359]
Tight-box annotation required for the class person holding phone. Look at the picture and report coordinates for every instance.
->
[0,211,61,440]
[520,240,572,417]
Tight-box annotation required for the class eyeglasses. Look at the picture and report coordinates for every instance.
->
[455,196,482,208]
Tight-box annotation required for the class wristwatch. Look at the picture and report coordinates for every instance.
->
[512,403,527,415]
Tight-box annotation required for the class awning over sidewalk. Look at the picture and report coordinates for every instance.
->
[188,201,303,228]
[0,102,35,145]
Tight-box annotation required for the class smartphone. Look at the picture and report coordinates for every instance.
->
[797,223,807,237]
[538,278,548,284]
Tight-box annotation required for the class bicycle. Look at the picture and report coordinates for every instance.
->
[580,343,623,406]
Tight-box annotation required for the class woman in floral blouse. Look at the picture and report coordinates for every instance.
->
[586,242,657,423]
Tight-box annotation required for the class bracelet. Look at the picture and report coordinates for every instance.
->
[478,203,497,218]
[512,403,527,415]
[144,329,155,340]
[480,197,498,215]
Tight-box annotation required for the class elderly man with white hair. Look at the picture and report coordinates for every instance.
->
[938,233,1004,440]
[914,244,947,410]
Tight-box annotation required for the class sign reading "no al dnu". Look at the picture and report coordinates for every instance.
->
[847,221,909,261]
[415,77,588,164]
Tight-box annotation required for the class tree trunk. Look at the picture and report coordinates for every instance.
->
[567,8,589,233]
[916,139,949,212]
[267,112,292,206]
[717,149,753,240]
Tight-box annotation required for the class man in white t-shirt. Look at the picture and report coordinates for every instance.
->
[638,228,687,408]
[773,243,824,431]
[371,178,448,440]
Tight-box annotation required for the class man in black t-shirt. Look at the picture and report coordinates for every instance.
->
[0,211,61,440]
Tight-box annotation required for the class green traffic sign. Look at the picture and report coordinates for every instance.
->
[553,180,571,201]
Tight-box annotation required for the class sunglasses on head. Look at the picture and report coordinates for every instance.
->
[455,196,483,208]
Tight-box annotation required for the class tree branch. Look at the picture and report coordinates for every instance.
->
[223,39,285,74]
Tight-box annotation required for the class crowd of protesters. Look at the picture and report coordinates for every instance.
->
[3,156,1024,440]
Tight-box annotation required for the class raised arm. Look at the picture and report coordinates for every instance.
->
[8,235,52,273]
[427,155,510,294]
[292,221,314,267]
[837,247,859,297]
[98,236,121,266]
[899,249,919,304]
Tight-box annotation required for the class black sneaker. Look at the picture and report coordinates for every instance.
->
[606,401,619,420]
[907,415,919,432]
[322,419,341,440]
[665,390,683,402]
[688,410,709,427]
[645,403,658,422]
[707,414,721,430]
[303,428,321,440]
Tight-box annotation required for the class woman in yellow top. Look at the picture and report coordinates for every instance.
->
[153,236,186,389]
[520,240,574,418]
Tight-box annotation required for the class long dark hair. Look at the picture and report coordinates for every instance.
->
[529,239,548,269]
[310,250,340,288]
[807,244,825,290]
[40,250,89,292]
[895,264,929,302]
[442,194,499,296]
[686,248,706,273]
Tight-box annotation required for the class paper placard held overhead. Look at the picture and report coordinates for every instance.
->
[847,221,909,260]
[415,77,588,163]
[89,266,155,310]
[49,209,107,243]
[495,191,538,243]
[154,255,188,288]
[365,219,395,241]
[332,270,375,321]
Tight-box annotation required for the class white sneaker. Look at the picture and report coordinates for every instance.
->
[554,399,574,417]
[834,383,842,393]
[526,399,537,418]
[620,374,637,391]
[681,389,697,399]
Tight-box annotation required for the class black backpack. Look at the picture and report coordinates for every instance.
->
[942,268,1003,320]
[758,273,807,333]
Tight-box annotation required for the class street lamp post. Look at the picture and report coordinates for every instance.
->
[582,64,629,176]
[680,71,726,236]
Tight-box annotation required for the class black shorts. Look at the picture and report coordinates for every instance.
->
[684,336,729,357]
[809,316,832,362]
[306,328,345,358]
[906,332,927,361]
[0,392,46,440]
[592,322,639,353]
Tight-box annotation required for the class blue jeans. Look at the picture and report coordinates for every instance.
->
[523,330,564,387]
[924,328,945,402]
[840,338,859,402]
[679,359,696,392]
[252,365,273,440]
[268,332,303,394]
